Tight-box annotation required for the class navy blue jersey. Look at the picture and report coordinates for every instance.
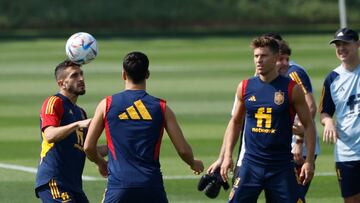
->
[104,90,166,188]
[287,61,313,94]
[242,76,296,166]
[35,93,87,193]
[288,62,321,156]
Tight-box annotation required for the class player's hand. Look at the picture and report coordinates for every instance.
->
[323,120,338,144]
[292,142,305,165]
[97,159,108,178]
[207,158,223,174]
[220,157,233,182]
[191,159,204,175]
[77,118,92,128]
[299,161,314,185]
[292,123,304,135]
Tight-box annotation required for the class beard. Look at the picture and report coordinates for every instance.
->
[67,84,86,96]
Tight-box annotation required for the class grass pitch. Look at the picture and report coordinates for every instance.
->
[0,34,342,202]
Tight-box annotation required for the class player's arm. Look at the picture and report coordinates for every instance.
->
[207,122,231,174]
[291,69,317,136]
[83,99,108,177]
[41,96,91,143]
[292,92,317,164]
[320,113,337,144]
[292,84,316,185]
[220,82,245,182]
[164,105,204,175]
[319,80,337,144]
[44,119,91,143]
[97,145,108,157]
[305,93,317,118]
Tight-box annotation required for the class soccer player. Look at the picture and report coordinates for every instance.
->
[319,27,360,203]
[208,36,320,202]
[35,60,106,202]
[220,36,316,203]
[84,51,204,203]
[276,40,320,200]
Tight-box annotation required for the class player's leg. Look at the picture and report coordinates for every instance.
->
[228,160,263,203]
[264,164,302,203]
[36,179,89,203]
[336,161,360,203]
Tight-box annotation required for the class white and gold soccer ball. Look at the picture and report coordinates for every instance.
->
[65,32,98,65]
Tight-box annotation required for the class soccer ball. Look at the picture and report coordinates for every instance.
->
[65,32,98,65]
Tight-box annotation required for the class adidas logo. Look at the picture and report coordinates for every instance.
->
[337,32,344,37]
[248,95,256,102]
[118,100,152,120]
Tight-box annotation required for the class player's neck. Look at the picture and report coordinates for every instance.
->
[59,91,78,104]
[259,70,279,83]
[124,80,146,91]
[343,57,360,71]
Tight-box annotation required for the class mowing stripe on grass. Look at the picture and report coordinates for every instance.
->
[0,162,336,181]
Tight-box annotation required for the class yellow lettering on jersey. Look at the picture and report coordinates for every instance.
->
[61,192,71,201]
[127,106,141,119]
[134,100,152,120]
[118,112,129,120]
[253,107,276,134]
[40,132,54,158]
[251,128,276,134]
[255,107,272,128]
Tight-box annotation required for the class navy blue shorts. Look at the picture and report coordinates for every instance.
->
[35,179,89,203]
[336,160,360,198]
[228,160,302,203]
[103,186,168,203]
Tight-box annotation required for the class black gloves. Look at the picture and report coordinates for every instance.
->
[198,169,230,199]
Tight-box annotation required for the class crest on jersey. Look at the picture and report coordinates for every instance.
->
[274,90,284,105]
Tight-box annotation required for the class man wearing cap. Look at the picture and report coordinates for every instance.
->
[319,27,360,203]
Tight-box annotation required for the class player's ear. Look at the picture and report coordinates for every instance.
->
[145,70,150,79]
[122,69,127,80]
[57,79,64,88]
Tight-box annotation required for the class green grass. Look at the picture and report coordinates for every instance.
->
[0,34,343,202]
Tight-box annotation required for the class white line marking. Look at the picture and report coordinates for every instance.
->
[0,162,336,181]
[0,162,100,181]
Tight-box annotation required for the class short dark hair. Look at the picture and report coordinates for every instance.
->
[123,51,149,84]
[262,32,283,41]
[55,60,80,80]
[251,36,279,54]
[278,40,292,56]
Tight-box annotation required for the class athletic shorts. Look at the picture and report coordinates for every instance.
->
[228,160,302,203]
[35,179,89,203]
[290,155,317,202]
[336,160,360,198]
[102,186,168,203]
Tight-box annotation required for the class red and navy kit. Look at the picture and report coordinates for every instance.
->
[229,75,301,203]
[242,75,296,166]
[103,90,167,202]
[35,93,87,198]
